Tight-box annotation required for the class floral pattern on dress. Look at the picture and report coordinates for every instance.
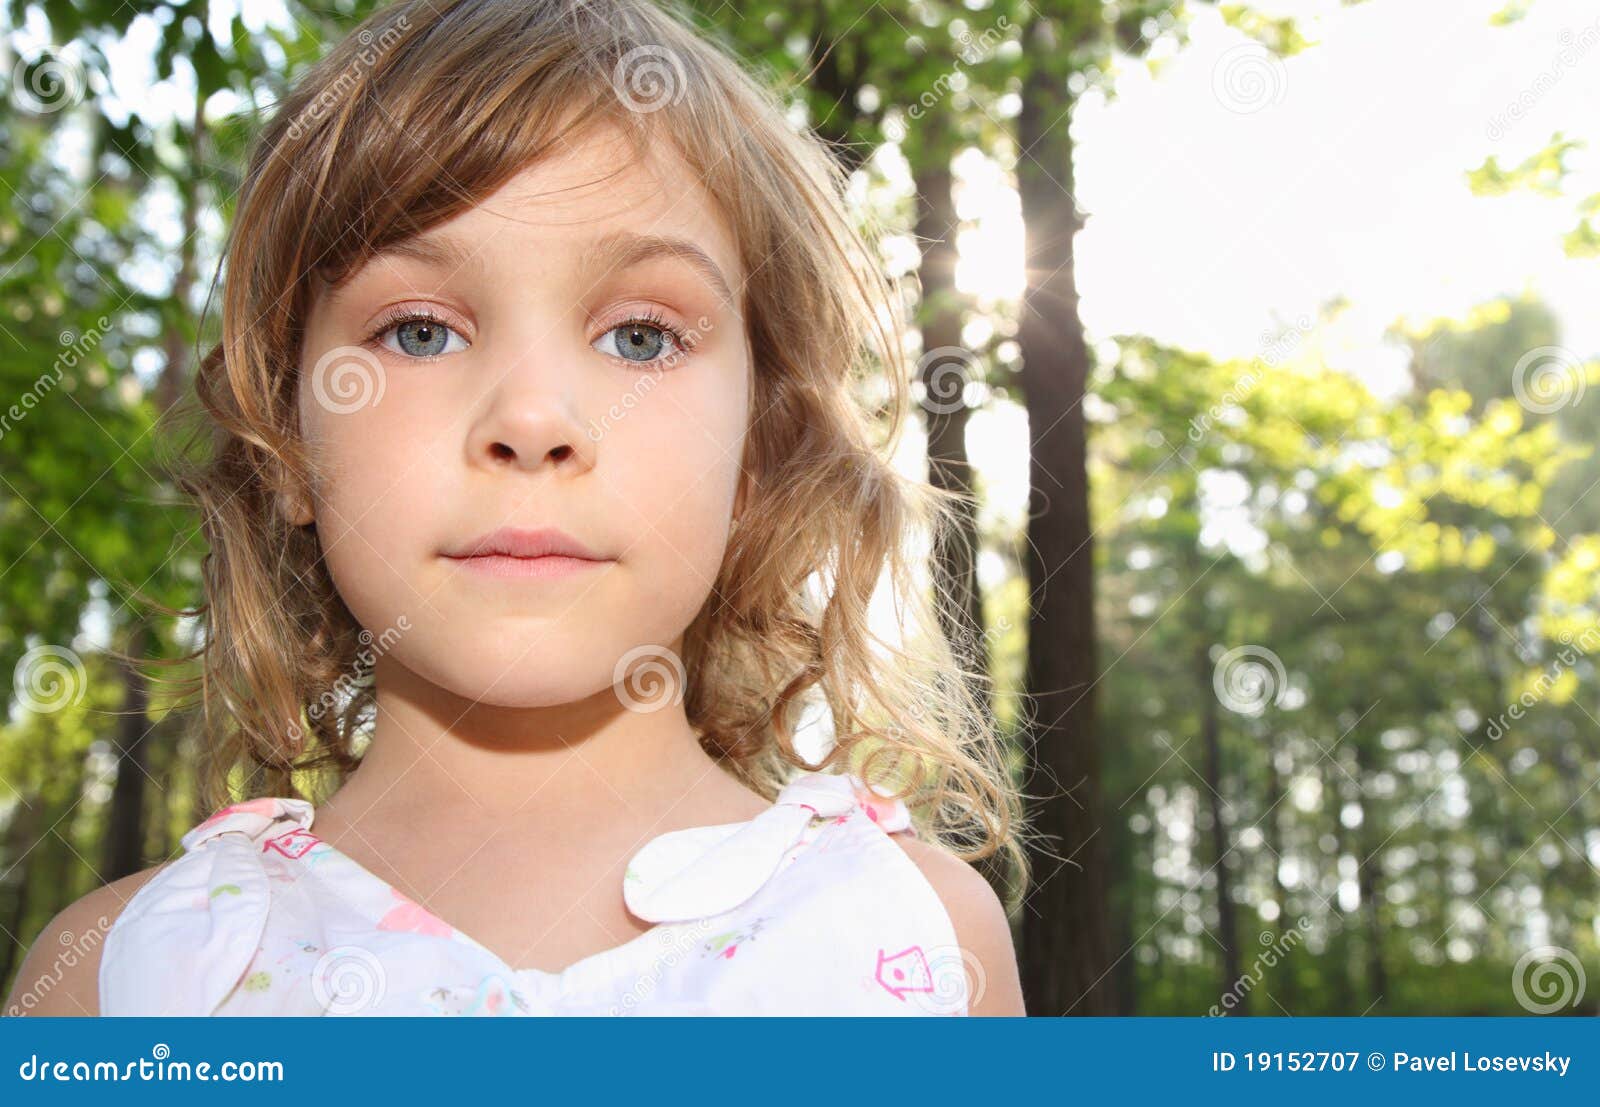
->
[100,772,967,1016]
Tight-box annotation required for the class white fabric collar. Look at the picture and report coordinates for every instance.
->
[181,770,910,927]
[622,771,891,923]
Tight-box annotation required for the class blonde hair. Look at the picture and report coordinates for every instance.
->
[166,0,1029,902]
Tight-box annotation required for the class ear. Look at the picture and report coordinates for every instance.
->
[272,468,315,528]
[279,489,314,528]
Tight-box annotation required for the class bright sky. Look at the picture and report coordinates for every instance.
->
[945,0,1600,567]
[972,0,1600,397]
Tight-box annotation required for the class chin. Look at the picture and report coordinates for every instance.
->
[418,648,619,710]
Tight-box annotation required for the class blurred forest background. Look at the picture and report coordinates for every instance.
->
[2,0,1598,1016]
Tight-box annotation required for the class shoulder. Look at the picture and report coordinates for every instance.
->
[886,831,1026,1016]
[4,865,169,1017]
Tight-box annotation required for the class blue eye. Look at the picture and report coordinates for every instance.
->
[592,315,690,366]
[368,313,469,359]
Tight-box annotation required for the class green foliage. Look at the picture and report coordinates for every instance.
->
[1,0,1594,1018]
[1466,132,1582,198]
[1091,299,1600,1015]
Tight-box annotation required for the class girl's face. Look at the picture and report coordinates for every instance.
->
[294,124,750,709]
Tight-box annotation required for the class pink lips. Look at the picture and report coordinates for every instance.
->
[441,526,612,580]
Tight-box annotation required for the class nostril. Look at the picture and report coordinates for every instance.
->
[485,441,576,464]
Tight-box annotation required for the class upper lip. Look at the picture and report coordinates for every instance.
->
[443,526,608,561]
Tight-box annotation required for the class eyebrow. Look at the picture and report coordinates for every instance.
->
[365,233,483,275]
[582,229,735,305]
[337,228,736,306]
[323,234,484,300]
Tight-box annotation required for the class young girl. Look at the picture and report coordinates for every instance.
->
[10,0,1028,1017]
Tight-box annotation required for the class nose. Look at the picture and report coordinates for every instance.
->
[465,371,596,474]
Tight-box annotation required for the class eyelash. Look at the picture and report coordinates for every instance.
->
[612,308,698,359]
[361,307,456,359]
[360,306,699,365]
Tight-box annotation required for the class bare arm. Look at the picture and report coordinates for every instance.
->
[4,866,167,1017]
[889,833,1027,1017]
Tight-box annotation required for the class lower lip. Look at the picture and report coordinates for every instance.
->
[444,554,610,579]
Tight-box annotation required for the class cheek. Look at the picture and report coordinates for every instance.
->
[301,353,460,500]
[616,370,747,567]
[298,379,453,628]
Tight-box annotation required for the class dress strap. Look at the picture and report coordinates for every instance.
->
[181,796,316,853]
[621,771,911,924]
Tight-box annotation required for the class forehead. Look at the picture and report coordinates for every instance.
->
[374,122,741,299]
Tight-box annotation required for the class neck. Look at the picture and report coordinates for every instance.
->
[323,651,738,828]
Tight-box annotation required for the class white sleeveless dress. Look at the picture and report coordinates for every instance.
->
[97,770,970,1016]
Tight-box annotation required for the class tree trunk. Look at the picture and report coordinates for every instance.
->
[1015,15,1113,1016]
[1109,803,1139,1015]
[1350,738,1389,1010]
[102,620,153,879]
[1261,731,1297,1013]
[155,92,204,413]
[100,90,205,881]
[1198,641,1242,1012]
[913,157,990,717]
[1325,754,1356,1015]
